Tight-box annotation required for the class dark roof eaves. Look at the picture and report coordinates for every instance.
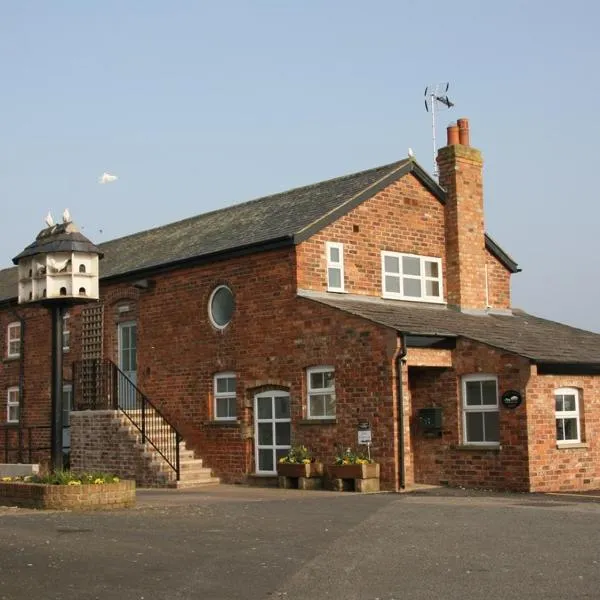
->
[293,160,445,245]
[485,234,520,273]
[100,235,295,283]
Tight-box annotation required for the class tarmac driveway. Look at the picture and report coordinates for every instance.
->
[0,485,599,600]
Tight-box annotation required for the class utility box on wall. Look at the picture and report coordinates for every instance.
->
[418,407,443,433]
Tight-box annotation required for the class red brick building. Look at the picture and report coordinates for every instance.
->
[1,118,599,492]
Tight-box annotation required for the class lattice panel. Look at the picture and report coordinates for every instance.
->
[81,302,104,360]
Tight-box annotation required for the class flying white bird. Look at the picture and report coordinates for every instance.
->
[62,208,71,223]
[99,172,118,184]
[408,148,415,158]
[45,211,54,227]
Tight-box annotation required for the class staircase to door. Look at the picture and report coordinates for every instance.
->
[72,359,219,488]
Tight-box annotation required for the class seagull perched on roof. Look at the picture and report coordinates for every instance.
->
[45,211,54,227]
[99,172,118,184]
[408,148,415,158]
[62,208,71,223]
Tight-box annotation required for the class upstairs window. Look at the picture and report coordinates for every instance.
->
[555,388,581,444]
[7,387,19,423]
[462,374,499,445]
[214,373,237,420]
[307,366,335,419]
[326,242,345,292]
[381,252,443,303]
[7,322,21,358]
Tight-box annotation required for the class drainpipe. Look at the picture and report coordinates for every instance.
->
[7,304,25,463]
[394,331,407,490]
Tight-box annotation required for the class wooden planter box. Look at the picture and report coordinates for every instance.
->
[277,462,324,478]
[328,463,380,480]
[0,480,136,510]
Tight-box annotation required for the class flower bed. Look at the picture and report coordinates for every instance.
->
[0,472,135,510]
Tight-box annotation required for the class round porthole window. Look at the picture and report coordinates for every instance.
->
[209,285,234,329]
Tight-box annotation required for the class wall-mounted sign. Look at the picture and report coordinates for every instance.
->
[357,420,372,445]
[501,390,522,409]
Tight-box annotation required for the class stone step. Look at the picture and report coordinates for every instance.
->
[168,477,221,489]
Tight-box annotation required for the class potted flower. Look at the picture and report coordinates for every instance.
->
[328,447,380,481]
[277,445,324,479]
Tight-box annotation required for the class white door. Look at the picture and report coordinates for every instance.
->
[254,392,291,474]
[118,321,137,409]
[118,321,137,385]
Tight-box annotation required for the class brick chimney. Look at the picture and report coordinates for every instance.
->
[437,118,487,311]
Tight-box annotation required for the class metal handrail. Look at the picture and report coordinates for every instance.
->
[72,359,181,480]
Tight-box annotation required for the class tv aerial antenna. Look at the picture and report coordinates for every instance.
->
[424,83,454,178]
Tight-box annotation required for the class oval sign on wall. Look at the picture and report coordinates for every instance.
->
[501,390,523,409]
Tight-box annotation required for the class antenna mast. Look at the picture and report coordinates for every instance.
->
[424,83,454,179]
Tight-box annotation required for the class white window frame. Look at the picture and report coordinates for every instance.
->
[307,366,336,419]
[381,251,443,303]
[62,312,71,352]
[7,387,19,423]
[214,372,237,421]
[462,374,500,446]
[326,242,345,293]
[555,387,581,445]
[7,322,21,358]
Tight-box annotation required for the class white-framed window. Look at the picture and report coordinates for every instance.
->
[62,312,70,352]
[555,387,581,444]
[214,372,237,420]
[381,252,443,302]
[326,242,345,292]
[462,374,499,445]
[7,387,19,423]
[7,322,21,358]
[307,366,335,419]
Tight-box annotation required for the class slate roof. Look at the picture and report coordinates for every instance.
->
[0,157,516,303]
[298,291,600,365]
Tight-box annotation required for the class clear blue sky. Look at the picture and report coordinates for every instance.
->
[2,1,599,331]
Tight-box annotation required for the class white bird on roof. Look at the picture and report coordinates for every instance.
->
[99,172,118,184]
[45,211,54,227]
[408,148,415,158]
[62,208,71,223]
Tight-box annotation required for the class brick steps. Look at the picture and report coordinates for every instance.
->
[116,415,219,488]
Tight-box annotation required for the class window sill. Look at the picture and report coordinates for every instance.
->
[452,444,501,452]
[298,419,337,426]
[1,422,19,428]
[204,420,241,428]
[3,356,20,364]
[326,288,347,294]
[556,442,588,450]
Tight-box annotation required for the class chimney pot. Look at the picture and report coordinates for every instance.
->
[447,123,460,146]
[457,118,470,146]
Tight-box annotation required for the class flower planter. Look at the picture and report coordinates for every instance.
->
[328,463,380,480]
[277,462,324,478]
[277,462,324,490]
[0,480,136,510]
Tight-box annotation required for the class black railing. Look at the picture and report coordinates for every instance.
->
[1,425,53,464]
[72,359,181,480]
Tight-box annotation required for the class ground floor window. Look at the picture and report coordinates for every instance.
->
[214,372,237,420]
[7,387,19,423]
[307,366,335,419]
[462,374,499,444]
[555,387,581,444]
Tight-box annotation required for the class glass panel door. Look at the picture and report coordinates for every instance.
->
[254,392,291,474]
[118,321,137,409]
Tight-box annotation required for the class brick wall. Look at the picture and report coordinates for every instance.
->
[485,250,511,310]
[70,410,170,487]
[407,339,531,491]
[296,173,447,297]
[526,373,600,492]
